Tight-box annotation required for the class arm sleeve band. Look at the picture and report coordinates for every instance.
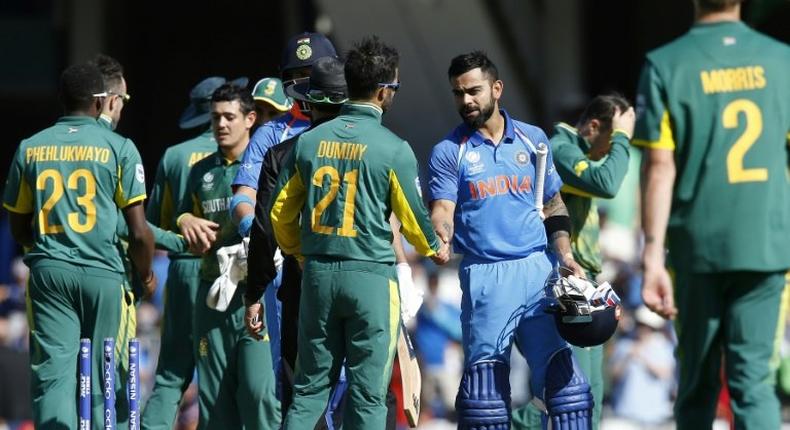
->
[544,215,572,238]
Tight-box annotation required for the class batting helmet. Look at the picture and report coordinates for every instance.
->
[545,273,621,347]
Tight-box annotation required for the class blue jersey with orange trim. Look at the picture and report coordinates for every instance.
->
[428,110,562,262]
[233,106,310,190]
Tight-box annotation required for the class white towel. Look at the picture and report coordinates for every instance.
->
[207,237,250,311]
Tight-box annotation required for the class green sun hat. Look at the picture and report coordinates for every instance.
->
[252,77,293,112]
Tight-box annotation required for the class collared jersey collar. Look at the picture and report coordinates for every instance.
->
[341,102,383,122]
[213,148,242,166]
[555,122,591,152]
[462,109,516,147]
[691,20,745,32]
[57,116,100,126]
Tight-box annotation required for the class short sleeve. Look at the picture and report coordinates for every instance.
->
[3,144,33,214]
[633,60,675,150]
[115,139,147,208]
[233,125,278,190]
[428,140,459,203]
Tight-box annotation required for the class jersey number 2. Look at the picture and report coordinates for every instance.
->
[36,169,97,234]
[724,99,766,184]
[311,166,358,238]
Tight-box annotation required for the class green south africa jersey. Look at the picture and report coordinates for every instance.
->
[551,123,630,276]
[3,116,147,273]
[270,103,441,263]
[179,150,241,282]
[633,21,790,272]
[147,129,216,257]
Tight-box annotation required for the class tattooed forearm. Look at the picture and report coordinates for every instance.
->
[442,221,453,239]
[548,230,569,246]
[543,194,569,218]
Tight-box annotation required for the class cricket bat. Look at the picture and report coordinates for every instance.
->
[534,143,548,220]
[397,322,421,428]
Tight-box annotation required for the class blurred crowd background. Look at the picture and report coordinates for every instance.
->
[1,0,788,429]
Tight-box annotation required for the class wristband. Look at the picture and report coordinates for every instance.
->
[612,128,632,140]
[238,214,254,237]
[229,193,255,216]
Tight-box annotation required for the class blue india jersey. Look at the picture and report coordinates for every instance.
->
[232,109,310,190]
[428,110,562,262]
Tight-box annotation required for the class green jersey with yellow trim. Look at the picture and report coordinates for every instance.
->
[147,129,215,257]
[3,116,147,273]
[179,150,242,282]
[633,21,790,272]
[551,123,630,275]
[270,103,441,263]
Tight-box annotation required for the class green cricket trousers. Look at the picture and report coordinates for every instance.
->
[284,257,400,430]
[142,257,201,430]
[673,270,786,430]
[193,280,280,430]
[27,259,135,430]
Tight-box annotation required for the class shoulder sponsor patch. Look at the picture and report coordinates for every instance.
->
[574,160,589,176]
[415,177,423,198]
[135,164,145,183]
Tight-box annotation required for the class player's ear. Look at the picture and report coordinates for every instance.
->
[492,79,503,100]
[588,119,601,133]
[245,110,257,128]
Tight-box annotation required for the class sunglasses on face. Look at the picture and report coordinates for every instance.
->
[93,91,131,103]
[377,81,401,92]
[306,89,348,104]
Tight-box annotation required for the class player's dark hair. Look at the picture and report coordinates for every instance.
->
[577,92,631,131]
[59,63,105,113]
[89,54,124,91]
[448,51,499,82]
[344,36,399,100]
[694,0,743,13]
[212,83,255,115]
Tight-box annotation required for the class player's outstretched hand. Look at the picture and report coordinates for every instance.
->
[612,106,636,138]
[642,265,677,320]
[244,302,266,340]
[430,239,450,265]
[179,214,219,254]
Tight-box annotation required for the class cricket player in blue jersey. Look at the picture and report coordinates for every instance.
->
[230,32,338,237]
[429,51,592,430]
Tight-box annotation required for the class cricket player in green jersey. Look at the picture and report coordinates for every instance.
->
[3,63,155,429]
[90,54,189,305]
[142,77,247,430]
[270,37,449,430]
[512,94,634,430]
[635,1,790,428]
[177,83,279,430]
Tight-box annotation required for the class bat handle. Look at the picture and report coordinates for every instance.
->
[535,143,548,219]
